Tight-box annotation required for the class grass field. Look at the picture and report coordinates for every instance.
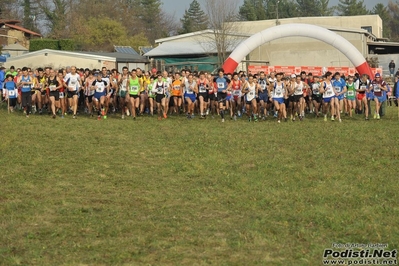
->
[1,102,399,266]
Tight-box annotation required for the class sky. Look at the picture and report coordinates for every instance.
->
[161,0,390,18]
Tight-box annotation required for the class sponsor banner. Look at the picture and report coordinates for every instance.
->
[248,65,269,74]
[300,66,323,76]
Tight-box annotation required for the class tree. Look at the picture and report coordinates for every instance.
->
[239,0,299,21]
[372,3,391,39]
[336,0,369,16]
[0,0,23,20]
[72,17,150,51]
[179,0,208,34]
[387,0,399,41]
[36,0,71,38]
[204,0,240,67]
[296,0,322,17]
[319,0,335,16]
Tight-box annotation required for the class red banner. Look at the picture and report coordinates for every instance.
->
[327,67,350,76]
[300,66,323,76]
[274,66,296,75]
[248,65,269,74]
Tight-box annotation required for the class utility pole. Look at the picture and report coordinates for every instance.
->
[276,0,280,25]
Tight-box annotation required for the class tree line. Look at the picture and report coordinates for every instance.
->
[1,0,399,52]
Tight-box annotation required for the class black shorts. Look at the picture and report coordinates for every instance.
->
[284,98,290,106]
[293,95,303,103]
[217,92,227,103]
[198,92,208,102]
[49,91,59,101]
[312,95,322,104]
[8,98,17,107]
[208,93,215,101]
[155,94,164,103]
[67,91,78,98]
[129,94,139,99]
[86,95,93,103]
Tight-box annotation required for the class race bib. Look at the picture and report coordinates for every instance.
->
[334,86,341,92]
[233,90,240,95]
[275,88,282,96]
[326,90,333,96]
[373,85,380,92]
[360,85,367,90]
[199,86,206,93]
[59,92,64,98]
[186,88,193,94]
[173,85,180,91]
[130,86,138,92]
[347,91,355,96]
[49,85,56,91]
[157,87,163,94]
[8,90,15,96]
[217,82,224,89]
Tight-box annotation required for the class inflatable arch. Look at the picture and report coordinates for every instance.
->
[223,23,373,77]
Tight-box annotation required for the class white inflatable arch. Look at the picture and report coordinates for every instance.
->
[223,23,373,77]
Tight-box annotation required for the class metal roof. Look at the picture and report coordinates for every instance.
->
[144,39,244,57]
[139,46,153,54]
[114,46,139,55]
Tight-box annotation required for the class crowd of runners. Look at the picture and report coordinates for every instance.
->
[1,65,398,122]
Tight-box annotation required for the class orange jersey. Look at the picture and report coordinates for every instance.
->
[172,79,182,96]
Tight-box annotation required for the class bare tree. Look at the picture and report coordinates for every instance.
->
[204,0,240,67]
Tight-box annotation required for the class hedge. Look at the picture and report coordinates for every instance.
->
[29,39,75,51]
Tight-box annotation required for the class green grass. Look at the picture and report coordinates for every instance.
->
[1,103,399,265]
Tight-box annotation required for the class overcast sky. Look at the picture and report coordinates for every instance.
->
[162,0,390,18]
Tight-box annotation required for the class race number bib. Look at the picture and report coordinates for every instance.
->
[348,91,355,96]
[199,85,206,93]
[326,89,333,96]
[59,92,64,98]
[130,86,138,92]
[360,85,367,91]
[217,82,224,89]
[186,88,194,94]
[8,90,15,96]
[334,86,341,93]
[373,85,381,92]
[233,90,240,96]
[49,85,56,91]
[275,88,282,97]
[157,87,163,94]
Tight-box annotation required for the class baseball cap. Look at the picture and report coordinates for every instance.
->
[375,73,381,77]
[290,74,296,78]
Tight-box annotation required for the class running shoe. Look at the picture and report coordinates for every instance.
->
[222,118,225,123]
[331,116,334,121]
[373,112,377,119]
[377,114,380,120]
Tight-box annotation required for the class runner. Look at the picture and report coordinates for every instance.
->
[269,72,287,123]
[147,76,156,116]
[91,73,109,120]
[320,71,336,122]
[292,75,308,121]
[57,70,67,118]
[207,73,217,117]
[258,71,269,120]
[309,75,322,117]
[2,74,18,112]
[17,67,33,117]
[197,71,209,119]
[171,72,183,115]
[162,70,172,117]
[345,75,357,118]
[84,71,96,117]
[213,68,231,122]
[230,73,242,120]
[117,67,130,119]
[356,74,370,120]
[153,73,169,120]
[331,72,346,122]
[128,69,142,120]
[183,73,198,119]
[370,73,387,120]
[65,66,81,119]
[242,74,259,122]
[47,68,62,118]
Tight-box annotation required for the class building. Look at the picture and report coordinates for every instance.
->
[145,15,399,74]
[144,30,248,72]
[0,19,41,50]
[3,49,150,71]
